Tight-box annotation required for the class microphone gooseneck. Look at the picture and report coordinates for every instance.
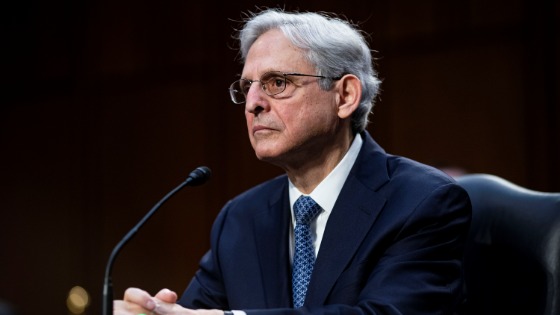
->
[102,166,212,315]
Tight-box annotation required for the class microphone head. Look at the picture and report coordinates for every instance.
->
[186,166,212,186]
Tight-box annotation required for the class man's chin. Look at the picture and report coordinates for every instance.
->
[254,151,284,166]
[255,152,278,162]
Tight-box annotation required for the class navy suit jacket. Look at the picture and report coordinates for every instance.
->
[179,132,472,315]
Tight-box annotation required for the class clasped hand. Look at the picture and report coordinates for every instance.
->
[114,288,223,315]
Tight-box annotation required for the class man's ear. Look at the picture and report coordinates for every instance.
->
[336,74,362,119]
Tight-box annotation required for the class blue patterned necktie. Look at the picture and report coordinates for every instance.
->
[292,195,322,308]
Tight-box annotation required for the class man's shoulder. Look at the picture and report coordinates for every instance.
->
[368,154,471,221]
[384,153,458,193]
[357,132,453,189]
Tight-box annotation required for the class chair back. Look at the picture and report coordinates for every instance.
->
[456,174,560,315]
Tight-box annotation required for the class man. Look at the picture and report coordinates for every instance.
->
[115,8,471,315]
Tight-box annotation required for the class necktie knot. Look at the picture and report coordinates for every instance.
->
[294,196,322,225]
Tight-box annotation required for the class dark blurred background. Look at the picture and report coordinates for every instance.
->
[1,0,558,314]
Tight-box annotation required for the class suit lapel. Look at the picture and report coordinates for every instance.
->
[305,175,386,305]
[253,180,293,308]
[305,132,390,305]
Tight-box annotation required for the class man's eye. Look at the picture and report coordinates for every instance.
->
[261,74,283,82]
[272,78,284,88]
[262,75,285,93]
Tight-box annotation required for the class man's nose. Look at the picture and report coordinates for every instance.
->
[245,83,270,114]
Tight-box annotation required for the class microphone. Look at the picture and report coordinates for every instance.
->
[102,166,212,315]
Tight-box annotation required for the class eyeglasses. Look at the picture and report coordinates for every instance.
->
[228,71,342,104]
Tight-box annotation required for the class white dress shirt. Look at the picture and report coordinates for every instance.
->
[288,133,363,260]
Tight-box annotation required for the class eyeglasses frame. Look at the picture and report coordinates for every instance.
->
[228,71,343,104]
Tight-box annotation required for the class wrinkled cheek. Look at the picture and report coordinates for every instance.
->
[245,116,254,142]
[245,114,252,130]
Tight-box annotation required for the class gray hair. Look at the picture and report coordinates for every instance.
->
[236,8,381,133]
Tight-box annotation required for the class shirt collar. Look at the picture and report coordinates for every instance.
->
[289,133,363,213]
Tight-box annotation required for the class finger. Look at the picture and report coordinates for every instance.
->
[154,288,178,304]
[113,300,152,315]
[152,299,188,315]
[193,310,224,315]
[123,287,157,311]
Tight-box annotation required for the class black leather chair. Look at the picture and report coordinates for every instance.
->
[455,174,560,315]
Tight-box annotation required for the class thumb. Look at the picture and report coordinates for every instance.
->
[154,288,178,303]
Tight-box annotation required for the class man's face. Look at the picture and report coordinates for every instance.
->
[242,29,341,169]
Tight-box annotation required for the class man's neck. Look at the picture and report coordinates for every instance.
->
[285,131,356,194]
